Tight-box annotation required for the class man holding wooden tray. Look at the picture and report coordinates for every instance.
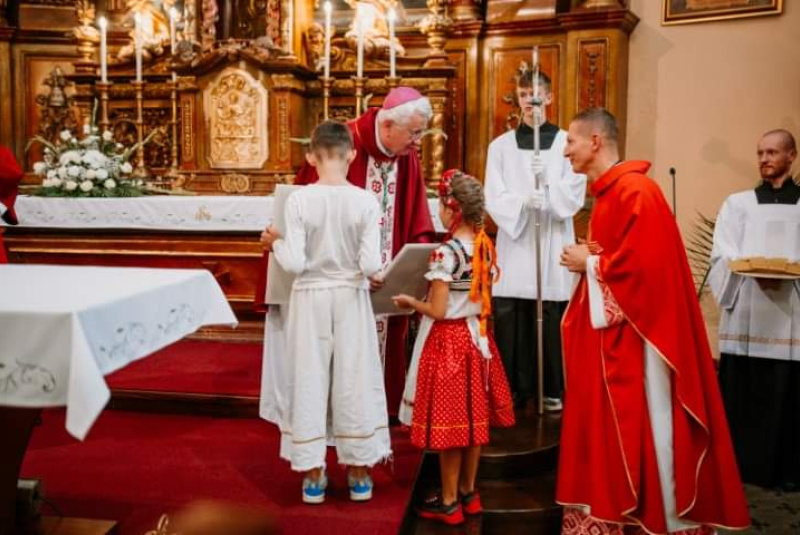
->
[709,128,800,489]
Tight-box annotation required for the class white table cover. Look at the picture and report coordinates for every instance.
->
[0,264,237,439]
[5,195,446,233]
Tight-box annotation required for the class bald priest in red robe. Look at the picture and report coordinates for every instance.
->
[557,108,749,535]
[257,87,436,421]
[0,145,23,263]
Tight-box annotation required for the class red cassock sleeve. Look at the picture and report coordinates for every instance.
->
[0,146,23,225]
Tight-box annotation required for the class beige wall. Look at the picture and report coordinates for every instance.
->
[625,1,800,354]
[626,0,800,235]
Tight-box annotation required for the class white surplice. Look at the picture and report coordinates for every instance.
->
[267,184,391,471]
[484,129,586,300]
[709,190,800,361]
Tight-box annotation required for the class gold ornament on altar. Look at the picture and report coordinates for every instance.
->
[116,0,180,64]
[419,0,452,66]
[220,173,252,193]
[74,0,100,73]
[35,67,79,144]
[205,69,268,169]
[344,0,405,41]
[314,0,406,72]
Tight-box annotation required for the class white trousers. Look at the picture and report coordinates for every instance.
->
[278,286,391,472]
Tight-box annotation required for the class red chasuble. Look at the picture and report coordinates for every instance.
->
[254,107,435,415]
[0,146,23,263]
[557,161,749,533]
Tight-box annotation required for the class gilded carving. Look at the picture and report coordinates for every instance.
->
[202,0,218,49]
[109,107,173,168]
[73,0,99,73]
[270,74,305,91]
[419,0,452,65]
[429,95,446,187]
[181,95,195,164]
[277,95,289,161]
[205,68,269,169]
[18,0,75,4]
[220,173,251,193]
[115,0,178,65]
[35,67,79,143]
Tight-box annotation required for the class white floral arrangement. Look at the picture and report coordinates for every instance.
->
[28,122,154,198]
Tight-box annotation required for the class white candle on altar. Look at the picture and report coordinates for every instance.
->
[169,7,178,82]
[134,12,143,83]
[323,1,332,79]
[98,16,108,83]
[356,18,364,78]
[169,8,177,51]
[532,45,539,98]
[388,8,396,78]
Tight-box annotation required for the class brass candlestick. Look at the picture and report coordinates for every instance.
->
[95,81,111,133]
[322,76,333,121]
[163,76,180,179]
[131,80,147,179]
[385,76,401,89]
[353,76,367,117]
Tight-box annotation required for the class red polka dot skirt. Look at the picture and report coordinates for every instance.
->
[410,319,515,450]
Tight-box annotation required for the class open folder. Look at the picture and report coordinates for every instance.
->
[264,184,302,305]
[371,243,439,315]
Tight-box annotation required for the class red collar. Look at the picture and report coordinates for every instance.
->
[590,160,652,197]
[350,108,396,164]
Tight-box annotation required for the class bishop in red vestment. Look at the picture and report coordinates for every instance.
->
[256,87,435,418]
[557,109,749,534]
[0,145,23,263]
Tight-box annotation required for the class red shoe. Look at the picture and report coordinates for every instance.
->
[416,495,465,525]
[461,490,483,515]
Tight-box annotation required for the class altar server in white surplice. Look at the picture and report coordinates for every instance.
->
[484,69,586,413]
[260,121,390,505]
[710,128,800,489]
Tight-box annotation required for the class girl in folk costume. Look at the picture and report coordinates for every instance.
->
[393,170,516,526]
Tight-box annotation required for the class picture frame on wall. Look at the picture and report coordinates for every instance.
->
[662,0,783,25]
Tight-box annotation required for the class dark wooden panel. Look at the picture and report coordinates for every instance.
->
[577,38,608,111]
[490,44,562,141]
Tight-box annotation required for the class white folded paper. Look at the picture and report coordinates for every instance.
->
[264,184,302,305]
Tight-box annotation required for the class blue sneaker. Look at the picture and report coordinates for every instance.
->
[347,473,373,502]
[302,472,327,504]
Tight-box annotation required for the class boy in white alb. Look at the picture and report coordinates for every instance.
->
[484,69,586,412]
[261,121,390,504]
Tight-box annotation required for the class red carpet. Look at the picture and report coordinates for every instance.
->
[21,409,420,534]
[106,341,263,397]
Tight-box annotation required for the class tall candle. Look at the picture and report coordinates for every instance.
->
[169,8,178,82]
[388,8,396,78]
[98,16,108,83]
[323,1,332,78]
[169,8,177,51]
[532,46,539,103]
[134,12,143,83]
[356,17,364,78]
